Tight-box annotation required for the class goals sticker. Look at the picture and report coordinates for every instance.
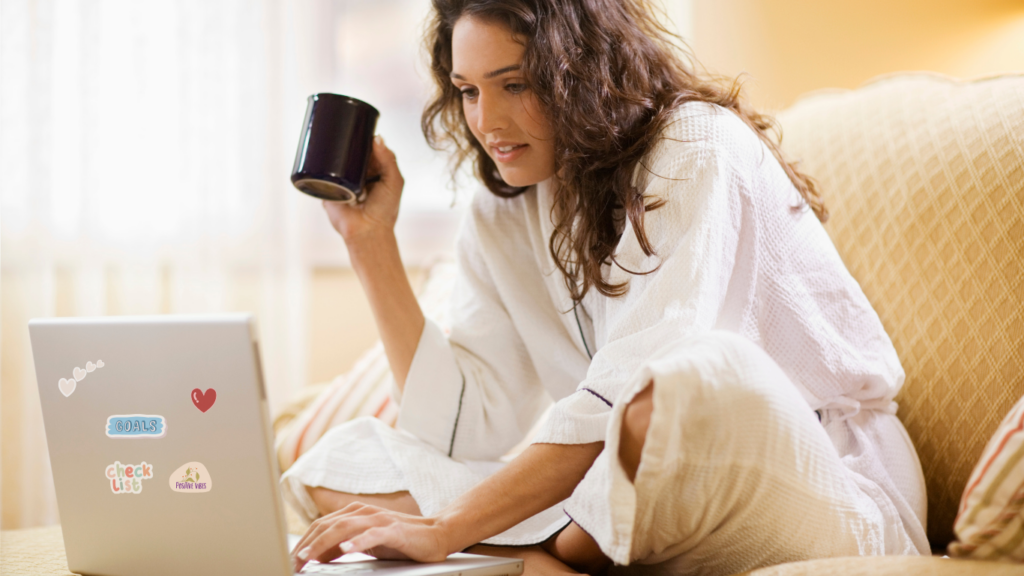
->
[106,415,166,438]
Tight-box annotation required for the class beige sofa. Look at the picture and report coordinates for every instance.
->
[741,73,1024,574]
[1,73,1021,576]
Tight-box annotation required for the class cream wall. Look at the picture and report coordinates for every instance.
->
[690,0,1024,111]
[307,267,426,385]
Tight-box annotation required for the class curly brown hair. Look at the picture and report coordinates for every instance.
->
[422,0,827,303]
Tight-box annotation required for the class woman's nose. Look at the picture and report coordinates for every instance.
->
[476,94,508,134]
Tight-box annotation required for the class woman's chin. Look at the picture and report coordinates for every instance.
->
[497,168,552,189]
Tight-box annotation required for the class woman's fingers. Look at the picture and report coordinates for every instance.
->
[345,525,405,558]
[292,505,360,571]
[365,136,404,201]
[293,516,337,571]
[310,545,344,565]
[306,514,379,560]
[292,505,450,571]
[346,520,449,563]
[372,136,402,186]
[294,508,396,571]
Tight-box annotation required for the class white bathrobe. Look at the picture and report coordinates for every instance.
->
[282,102,929,572]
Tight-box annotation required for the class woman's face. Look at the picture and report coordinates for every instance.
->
[450,16,556,188]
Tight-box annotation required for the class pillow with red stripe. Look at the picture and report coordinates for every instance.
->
[950,393,1024,562]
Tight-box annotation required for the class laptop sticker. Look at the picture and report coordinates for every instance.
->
[169,462,212,493]
[191,388,216,413]
[58,378,76,397]
[106,415,167,438]
[58,359,106,398]
[106,461,153,494]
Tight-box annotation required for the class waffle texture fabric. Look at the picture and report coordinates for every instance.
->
[776,74,1024,548]
[281,102,928,565]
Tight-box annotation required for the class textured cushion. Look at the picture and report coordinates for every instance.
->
[776,73,1024,548]
[949,392,1024,560]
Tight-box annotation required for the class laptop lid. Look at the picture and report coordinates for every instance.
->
[30,314,292,576]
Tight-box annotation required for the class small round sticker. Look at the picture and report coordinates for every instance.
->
[170,462,212,493]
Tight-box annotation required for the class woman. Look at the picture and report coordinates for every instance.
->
[284,0,929,574]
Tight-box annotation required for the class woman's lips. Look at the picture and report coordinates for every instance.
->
[492,143,528,163]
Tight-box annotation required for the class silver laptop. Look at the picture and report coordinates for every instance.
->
[30,314,524,576]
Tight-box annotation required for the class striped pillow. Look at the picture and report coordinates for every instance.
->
[949,393,1024,561]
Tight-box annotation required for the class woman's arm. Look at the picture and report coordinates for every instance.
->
[292,440,603,570]
[322,137,424,390]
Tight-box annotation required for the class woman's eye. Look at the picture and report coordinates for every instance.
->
[505,83,526,94]
[460,88,478,100]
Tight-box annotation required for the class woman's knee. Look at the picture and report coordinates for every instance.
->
[618,382,654,483]
[652,332,806,418]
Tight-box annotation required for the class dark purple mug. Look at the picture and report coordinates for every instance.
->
[291,93,380,204]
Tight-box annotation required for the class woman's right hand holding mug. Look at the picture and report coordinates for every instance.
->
[323,136,405,246]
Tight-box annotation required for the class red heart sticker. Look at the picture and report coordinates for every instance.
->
[191,388,216,413]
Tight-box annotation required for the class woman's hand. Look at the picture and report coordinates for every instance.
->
[292,503,452,572]
[323,136,405,245]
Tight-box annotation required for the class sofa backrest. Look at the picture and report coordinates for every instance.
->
[776,73,1024,548]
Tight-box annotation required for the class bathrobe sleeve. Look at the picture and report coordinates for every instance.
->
[395,198,552,462]
[533,109,756,445]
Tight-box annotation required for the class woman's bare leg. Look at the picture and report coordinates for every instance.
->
[467,544,580,576]
[542,523,610,575]
[307,487,422,517]
[618,382,654,482]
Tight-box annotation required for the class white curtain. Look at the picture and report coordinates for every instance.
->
[0,0,458,530]
[0,0,691,530]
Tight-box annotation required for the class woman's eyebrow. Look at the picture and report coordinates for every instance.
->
[450,65,521,81]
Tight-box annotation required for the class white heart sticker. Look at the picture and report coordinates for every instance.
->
[73,367,86,381]
[96,360,105,368]
[86,361,96,372]
[58,378,76,397]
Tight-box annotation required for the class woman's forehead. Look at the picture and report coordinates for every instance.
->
[450,15,525,80]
